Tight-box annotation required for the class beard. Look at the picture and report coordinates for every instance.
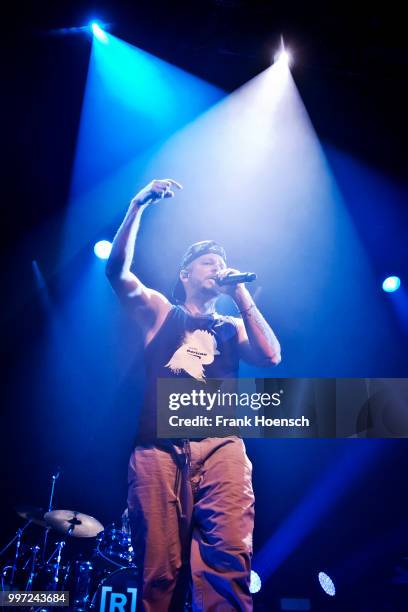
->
[189,278,220,300]
[202,277,221,295]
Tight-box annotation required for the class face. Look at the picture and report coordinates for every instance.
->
[181,253,227,298]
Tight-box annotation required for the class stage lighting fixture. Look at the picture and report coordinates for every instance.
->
[382,276,401,293]
[274,38,292,66]
[249,570,262,594]
[275,49,291,65]
[94,240,112,259]
[318,571,336,596]
[90,22,108,43]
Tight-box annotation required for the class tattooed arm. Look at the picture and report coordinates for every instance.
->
[232,286,281,367]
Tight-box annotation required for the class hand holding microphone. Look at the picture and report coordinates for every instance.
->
[214,268,257,297]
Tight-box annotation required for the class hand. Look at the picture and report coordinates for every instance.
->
[131,178,183,206]
[215,268,248,299]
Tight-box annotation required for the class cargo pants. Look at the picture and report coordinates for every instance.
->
[127,436,254,611]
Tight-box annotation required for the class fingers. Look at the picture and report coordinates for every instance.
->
[149,178,182,201]
[152,179,182,191]
[163,178,183,190]
[217,267,240,280]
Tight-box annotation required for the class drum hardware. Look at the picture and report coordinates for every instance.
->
[62,560,71,589]
[0,518,33,591]
[121,508,131,536]
[42,468,61,563]
[72,560,94,611]
[95,524,135,569]
[0,482,137,611]
[49,540,65,590]
[9,527,23,591]
[24,545,40,591]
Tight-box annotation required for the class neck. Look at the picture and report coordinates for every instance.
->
[183,295,217,316]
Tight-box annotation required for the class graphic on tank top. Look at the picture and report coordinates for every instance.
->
[165,329,220,381]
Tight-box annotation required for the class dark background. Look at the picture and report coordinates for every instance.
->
[2,1,408,610]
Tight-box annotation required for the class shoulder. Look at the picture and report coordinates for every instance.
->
[128,288,172,334]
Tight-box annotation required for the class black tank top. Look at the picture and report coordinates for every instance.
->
[135,305,240,444]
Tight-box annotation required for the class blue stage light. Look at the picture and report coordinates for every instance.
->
[382,276,401,293]
[94,240,112,259]
[249,570,262,594]
[318,571,336,596]
[90,22,108,43]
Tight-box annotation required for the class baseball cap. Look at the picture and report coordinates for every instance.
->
[172,240,227,303]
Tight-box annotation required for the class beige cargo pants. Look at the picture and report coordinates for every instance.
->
[127,436,254,611]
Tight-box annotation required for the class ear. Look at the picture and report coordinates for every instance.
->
[180,269,190,281]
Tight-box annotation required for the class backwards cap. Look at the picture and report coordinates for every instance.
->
[172,240,227,303]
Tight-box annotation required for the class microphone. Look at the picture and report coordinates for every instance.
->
[216,272,257,286]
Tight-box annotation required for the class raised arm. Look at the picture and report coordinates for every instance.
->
[106,179,182,339]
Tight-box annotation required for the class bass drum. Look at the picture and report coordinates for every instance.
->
[90,567,138,612]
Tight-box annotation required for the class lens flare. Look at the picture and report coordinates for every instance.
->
[94,240,112,259]
[318,571,336,596]
[382,276,401,292]
[249,570,262,594]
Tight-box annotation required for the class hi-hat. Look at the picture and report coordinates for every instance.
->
[16,505,47,528]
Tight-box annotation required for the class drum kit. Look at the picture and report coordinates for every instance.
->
[0,472,138,611]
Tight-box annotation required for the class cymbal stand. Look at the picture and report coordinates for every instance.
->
[25,545,40,591]
[42,469,61,563]
[0,521,31,590]
[51,541,65,591]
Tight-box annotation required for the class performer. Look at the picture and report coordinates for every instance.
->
[106,179,281,611]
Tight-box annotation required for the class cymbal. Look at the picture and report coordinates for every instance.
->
[44,510,104,538]
[16,505,47,528]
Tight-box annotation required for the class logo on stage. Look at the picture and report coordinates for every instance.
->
[99,586,137,612]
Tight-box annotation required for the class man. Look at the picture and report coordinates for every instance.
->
[106,179,281,611]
